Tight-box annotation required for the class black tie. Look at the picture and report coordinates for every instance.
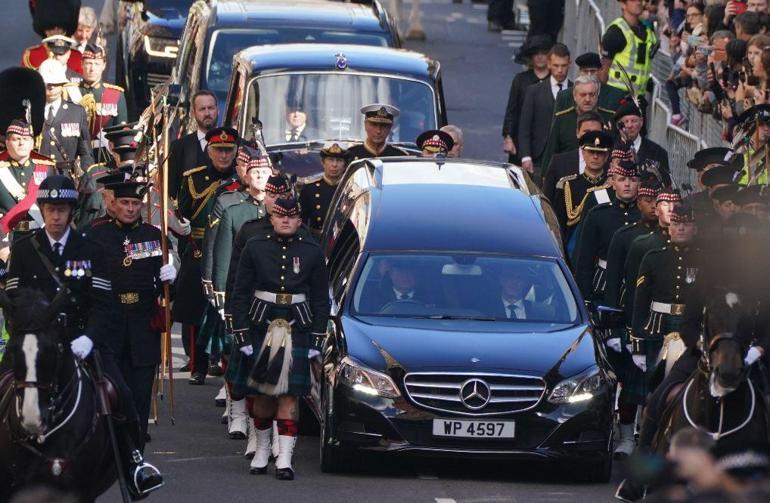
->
[507,304,517,320]
[47,106,54,124]
[53,242,62,256]
[290,128,298,141]
[557,82,563,92]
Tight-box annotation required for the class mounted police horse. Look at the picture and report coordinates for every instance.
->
[0,288,116,502]
[652,289,769,456]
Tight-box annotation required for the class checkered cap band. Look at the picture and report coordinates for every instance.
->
[272,199,300,217]
[670,206,695,223]
[657,190,682,203]
[422,135,448,153]
[265,177,290,194]
[37,188,78,200]
[611,148,634,161]
[247,157,271,170]
[237,148,252,163]
[638,186,660,198]
[6,123,32,137]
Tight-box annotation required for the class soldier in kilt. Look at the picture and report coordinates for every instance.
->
[229,197,329,480]
[627,205,699,408]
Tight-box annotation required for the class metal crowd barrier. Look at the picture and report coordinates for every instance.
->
[565,0,724,186]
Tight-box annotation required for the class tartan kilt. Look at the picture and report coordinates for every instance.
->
[225,319,312,399]
[624,314,682,406]
[196,304,226,355]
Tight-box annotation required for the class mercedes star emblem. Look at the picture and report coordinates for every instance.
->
[459,378,491,410]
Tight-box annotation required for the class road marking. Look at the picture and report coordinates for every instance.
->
[435,499,456,503]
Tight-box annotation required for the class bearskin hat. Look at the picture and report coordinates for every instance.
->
[33,0,80,38]
[0,67,47,136]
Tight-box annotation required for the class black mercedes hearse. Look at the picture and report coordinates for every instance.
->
[311,158,614,482]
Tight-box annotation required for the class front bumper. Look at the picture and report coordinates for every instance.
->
[328,384,613,461]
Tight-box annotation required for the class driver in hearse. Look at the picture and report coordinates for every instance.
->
[361,259,433,313]
[3,175,163,499]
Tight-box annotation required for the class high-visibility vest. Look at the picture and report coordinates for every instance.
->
[740,149,769,186]
[607,17,656,96]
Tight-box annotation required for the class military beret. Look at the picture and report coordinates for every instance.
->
[416,130,454,154]
[575,52,602,69]
[272,197,301,217]
[206,127,239,148]
[579,130,613,151]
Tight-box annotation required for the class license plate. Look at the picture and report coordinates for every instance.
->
[432,419,515,438]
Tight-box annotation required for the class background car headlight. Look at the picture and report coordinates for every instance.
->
[547,366,606,404]
[143,35,179,59]
[338,357,401,399]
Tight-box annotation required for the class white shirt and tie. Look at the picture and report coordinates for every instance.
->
[196,129,207,152]
[46,227,71,256]
[46,99,63,123]
[393,288,415,300]
[502,298,526,320]
[550,76,567,100]
[631,135,642,154]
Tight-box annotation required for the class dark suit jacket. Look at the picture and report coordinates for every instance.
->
[503,69,544,142]
[518,79,572,164]
[39,100,94,169]
[168,133,210,201]
[636,137,672,186]
[492,298,551,321]
[543,148,580,203]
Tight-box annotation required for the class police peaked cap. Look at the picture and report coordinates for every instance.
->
[33,0,80,38]
[0,67,46,136]
[710,184,741,203]
[579,130,613,151]
[37,175,78,205]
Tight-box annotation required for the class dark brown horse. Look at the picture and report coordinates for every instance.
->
[0,289,116,503]
[652,289,768,455]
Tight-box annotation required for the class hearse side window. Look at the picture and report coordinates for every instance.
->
[327,222,360,302]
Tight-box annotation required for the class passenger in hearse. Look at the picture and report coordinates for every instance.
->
[283,99,314,142]
[492,266,552,320]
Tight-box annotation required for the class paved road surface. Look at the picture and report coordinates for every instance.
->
[1,1,619,502]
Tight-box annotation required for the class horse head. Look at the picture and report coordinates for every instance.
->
[0,287,70,436]
[704,289,757,397]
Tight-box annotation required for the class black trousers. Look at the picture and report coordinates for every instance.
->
[118,354,156,445]
[488,0,514,24]
[526,0,564,42]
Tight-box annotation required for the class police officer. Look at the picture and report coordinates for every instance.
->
[174,127,239,385]
[4,175,163,498]
[415,130,454,158]
[87,179,177,444]
[0,119,55,239]
[37,59,94,172]
[553,130,613,245]
[230,197,330,480]
[601,177,659,458]
[574,161,641,303]
[346,104,409,162]
[602,0,657,99]
[736,104,770,186]
[299,142,347,236]
[76,43,128,162]
[22,0,83,76]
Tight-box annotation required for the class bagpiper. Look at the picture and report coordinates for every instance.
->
[230,197,330,480]
[346,104,409,162]
[22,0,83,76]
[299,142,347,237]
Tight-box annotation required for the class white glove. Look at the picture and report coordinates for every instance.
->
[176,217,192,236]
[632,354,647,372]
[239,345,254,357]
[159,263,177,282]
[606,338,622,353]
[71,335,94,360]
[626,343,633,353]
[745,346,763,366]
[218,308,225,321]
[308,349,321,360]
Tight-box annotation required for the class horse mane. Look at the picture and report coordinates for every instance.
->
[7,288,53,335]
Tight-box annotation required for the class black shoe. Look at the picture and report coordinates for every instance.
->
[487,20,502,33]
[215,397,226,407]
[615,479,646,502]
[229,431,247,440]
[275,467,294,480]
[128,462,164,500]
[178,362,191,372]
[144,432,151,444]
[249,465,268,475]
[208,364,224,377]
[188,372,205,385]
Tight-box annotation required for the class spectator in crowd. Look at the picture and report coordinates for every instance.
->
[734,11,762,41]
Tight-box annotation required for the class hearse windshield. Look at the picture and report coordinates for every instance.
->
[244,72,437,145]
[205,29,390,93]
[351,254,579,324]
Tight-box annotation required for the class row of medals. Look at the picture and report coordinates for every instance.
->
[64,261,92,278]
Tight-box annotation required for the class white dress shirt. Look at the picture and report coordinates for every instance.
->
[550,76,567,100]
[46,227,71,255]
[632,135,642,153]
[393,288,415,300]
[197,129,207,152]
[578,152,586,175]
[45,99,62,122]
[502,298,526,319]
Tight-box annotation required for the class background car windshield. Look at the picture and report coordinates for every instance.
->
[205,29,390,93]
[351,254,579,323]
[146,0,194,10]
[246,73,437,145]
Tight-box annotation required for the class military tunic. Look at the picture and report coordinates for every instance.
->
[0,151,54,236]
[201,186,247,287]
[622,229,670,330]
[553,172,609,243]
[346,142,409,163]
[87,218,166,438]
[298,176,337,234]
[228,230,330,398]
[574,199,640,302]
[603,220,657,311]
[173,163,236,324]
[22,43,83,74]
[38,99,95,169]
[540,106,615,172]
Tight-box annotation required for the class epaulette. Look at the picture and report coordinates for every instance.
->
[63,82,78,88]
[0,160,10,168]
[555,106,575,117]
[86,162,108,173]
[587,186,612,205]
[598,107,615,115]
[302,173,324,185]
[555,173,578,189]
[183,165,207,177]
[30,152,55,165]
[103,83,124,92]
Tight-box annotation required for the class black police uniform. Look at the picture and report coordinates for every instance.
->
[574,197,640,302]
[299,177,337,234]
[88,216,166,441]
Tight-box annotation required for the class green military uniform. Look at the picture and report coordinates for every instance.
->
[540,105,616,172]
[553,82,627,117]
[201,186,247,297]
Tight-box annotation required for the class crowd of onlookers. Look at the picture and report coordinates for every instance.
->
[656,1,770,140]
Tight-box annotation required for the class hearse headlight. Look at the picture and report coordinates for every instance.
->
[548,366,606,404]
[143,35,179,59]
[339,357,401,399]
